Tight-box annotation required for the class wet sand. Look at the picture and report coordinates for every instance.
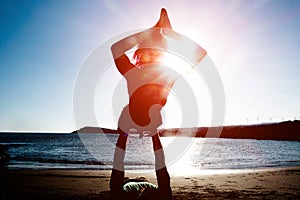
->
[0,167,299,199]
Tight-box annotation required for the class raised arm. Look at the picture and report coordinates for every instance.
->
[152,134,172,198]
[110,132,128,198]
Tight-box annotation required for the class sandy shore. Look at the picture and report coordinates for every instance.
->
[0,167,299,199]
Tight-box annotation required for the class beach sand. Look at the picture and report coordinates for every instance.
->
[0,167,299,199]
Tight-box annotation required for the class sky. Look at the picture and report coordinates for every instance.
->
[0,0,300,132]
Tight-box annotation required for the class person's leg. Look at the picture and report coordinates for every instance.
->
[110,129,128,199]
[152,134,173,199]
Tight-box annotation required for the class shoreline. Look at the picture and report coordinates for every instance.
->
[1,166,299,199]
[3,165,300,174]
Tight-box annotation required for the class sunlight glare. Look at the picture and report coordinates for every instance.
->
[161,34,206,78]
[161,137,197,176]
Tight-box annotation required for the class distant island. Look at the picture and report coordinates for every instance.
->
[73,127,118,134]
[73,120,300,141]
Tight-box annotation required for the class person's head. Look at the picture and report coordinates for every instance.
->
[123,177,159,200]
[123,176,149,184]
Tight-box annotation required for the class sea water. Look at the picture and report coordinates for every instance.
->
[0,133,299,171]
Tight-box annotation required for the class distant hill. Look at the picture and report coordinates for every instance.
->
[73,120,300,141]
[159,120,300,141]
[72,126,118,134]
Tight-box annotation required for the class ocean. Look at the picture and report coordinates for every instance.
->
[0,133,300,171]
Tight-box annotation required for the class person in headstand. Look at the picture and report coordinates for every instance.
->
[109,8,206,200]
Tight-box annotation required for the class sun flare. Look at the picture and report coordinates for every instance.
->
[160,33,207,77]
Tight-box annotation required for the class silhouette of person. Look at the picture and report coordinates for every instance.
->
[111,8,206,138]
[112,8,176,138]
[109,8,206,200]
[110,8,174,200]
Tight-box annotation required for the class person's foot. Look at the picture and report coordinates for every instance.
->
[154,8,172,29]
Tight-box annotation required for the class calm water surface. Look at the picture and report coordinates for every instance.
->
[0,133,299,171]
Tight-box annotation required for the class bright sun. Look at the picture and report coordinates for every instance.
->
[158,33,213,128]
[161,32,207,75]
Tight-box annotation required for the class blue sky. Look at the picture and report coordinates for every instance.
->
[0,0,300,132]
